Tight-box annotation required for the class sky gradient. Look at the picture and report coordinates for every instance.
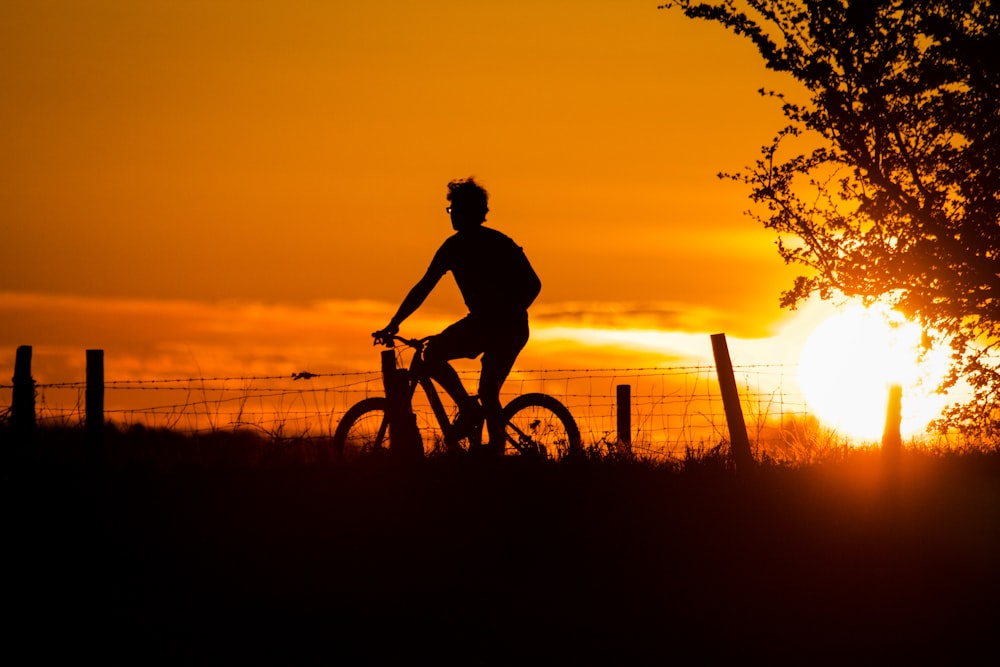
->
[2,1,821,391]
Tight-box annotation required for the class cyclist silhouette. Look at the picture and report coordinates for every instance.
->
[374,177,541,456]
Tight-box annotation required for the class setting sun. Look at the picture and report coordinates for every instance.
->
[797,304,951,441]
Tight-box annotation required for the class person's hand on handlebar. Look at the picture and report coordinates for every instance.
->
[372,323,399,347]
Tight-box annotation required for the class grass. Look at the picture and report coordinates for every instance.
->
[3,423,1000,663]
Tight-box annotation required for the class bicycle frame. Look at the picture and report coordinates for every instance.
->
[382,334,479,443]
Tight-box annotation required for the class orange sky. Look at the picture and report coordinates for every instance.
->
[2,1,819,390]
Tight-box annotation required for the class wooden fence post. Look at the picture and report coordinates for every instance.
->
[11,345,36,444]
[710,333,754,472]
[881,383,902,490]
[616,384,632,457]
[381,349,422,461]
[881,384,902,452]
[86,349,104,465]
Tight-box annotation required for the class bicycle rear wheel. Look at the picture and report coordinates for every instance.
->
[332,397,390,462]
[501,393,581,460]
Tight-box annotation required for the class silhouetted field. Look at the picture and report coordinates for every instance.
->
[4,426,1000,663]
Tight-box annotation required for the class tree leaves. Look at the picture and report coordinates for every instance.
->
[664,0,1000,437]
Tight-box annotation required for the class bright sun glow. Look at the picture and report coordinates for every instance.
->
[797,304,951,441]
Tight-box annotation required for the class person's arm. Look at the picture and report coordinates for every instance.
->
[374,242,450,343]
[384,270,440,333]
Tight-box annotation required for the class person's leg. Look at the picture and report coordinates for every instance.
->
[480,320,529,454]
[423,318,480,406]
[424,350,471,406]
[424,318,485,446]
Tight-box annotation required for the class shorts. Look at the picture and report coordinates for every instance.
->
[424,312,529,394]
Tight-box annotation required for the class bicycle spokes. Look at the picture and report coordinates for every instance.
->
[502,393,581,460]
[506,421,540,455]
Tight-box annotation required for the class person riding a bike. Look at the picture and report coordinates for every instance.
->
[373,177,542,456]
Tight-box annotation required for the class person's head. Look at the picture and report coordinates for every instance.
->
[446,177,489,230]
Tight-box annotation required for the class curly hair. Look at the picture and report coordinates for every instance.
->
[446,177,489,222]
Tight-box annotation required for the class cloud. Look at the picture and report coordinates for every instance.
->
[1,293,804,386]
[532,300,759,337]
[0,293,403,384]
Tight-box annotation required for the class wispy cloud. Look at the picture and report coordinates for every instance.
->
[0,293,400,383]
[1,292,815,389]
[534,300,743,335]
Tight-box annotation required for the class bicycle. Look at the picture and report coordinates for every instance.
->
[332,333,581,461]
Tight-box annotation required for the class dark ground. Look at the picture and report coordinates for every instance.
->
[5,433,1000,664]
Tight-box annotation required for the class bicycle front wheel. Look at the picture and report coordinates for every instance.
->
[332,397,389,462]
[501,393,582,461]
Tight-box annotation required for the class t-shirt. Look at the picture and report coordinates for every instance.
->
[427,226,540,319]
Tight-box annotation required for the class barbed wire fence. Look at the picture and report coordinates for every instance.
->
[4,359,820,461]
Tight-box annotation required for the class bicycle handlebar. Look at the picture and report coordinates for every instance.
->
[372,331,429,350]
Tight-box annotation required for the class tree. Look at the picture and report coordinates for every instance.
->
[661,0,1000,437]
